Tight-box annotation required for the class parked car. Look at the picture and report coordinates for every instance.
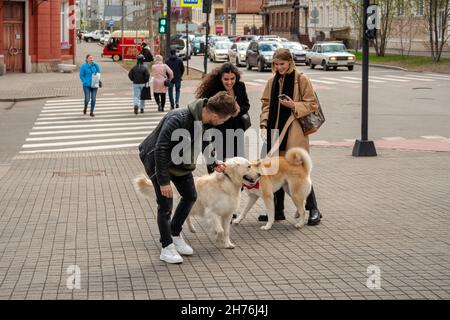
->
[235,35,259,42]
[246,40,283,72]
[171,38,192,60]
[282,41,307,65]
[192,36,206,55]
[306,42,355,71]
[83,30,110,42]
[99,34,110,45]
[209,41,233,62]
[207,36,230,57]
[228,42,249,67]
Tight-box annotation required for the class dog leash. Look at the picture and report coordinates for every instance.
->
[266,114,295,159]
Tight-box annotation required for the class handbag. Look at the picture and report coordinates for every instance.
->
[140,83,152,100]
[298,92,325,136]
[240,113,252,131]
[163,79,171,87]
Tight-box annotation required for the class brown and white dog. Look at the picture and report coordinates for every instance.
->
[134,157,261,248]
[233,147,312,230]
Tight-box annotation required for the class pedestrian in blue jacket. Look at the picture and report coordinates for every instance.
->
[79,54,101,117]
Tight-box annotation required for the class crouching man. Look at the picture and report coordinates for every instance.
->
[138,91,237,264]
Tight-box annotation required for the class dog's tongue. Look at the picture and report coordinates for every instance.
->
[243,181,260,190]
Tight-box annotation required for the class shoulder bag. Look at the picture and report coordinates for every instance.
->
[140,83,152,100]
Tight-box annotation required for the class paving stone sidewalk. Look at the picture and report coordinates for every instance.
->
[0,147,449,300]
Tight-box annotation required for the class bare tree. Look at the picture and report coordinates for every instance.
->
[424,0,450,62]
[372,0,398,56]
[396,1,419,56]
[332,0,364,52]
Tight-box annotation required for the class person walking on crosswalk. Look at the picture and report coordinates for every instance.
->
[128,54,150,114]
[79,54,101,117]
[152,55,174,112]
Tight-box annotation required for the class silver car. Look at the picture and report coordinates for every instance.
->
[209,41,232,63]
[306,42,356,71]
[228,42,249,67]
[282,42,307,65]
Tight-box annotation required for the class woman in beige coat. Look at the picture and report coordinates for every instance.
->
[258,48,322,225]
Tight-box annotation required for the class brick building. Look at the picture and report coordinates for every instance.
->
[0,0,76,75]
[228,0,263,36]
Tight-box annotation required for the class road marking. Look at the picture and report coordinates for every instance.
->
[310,79,337,84]
[320,77,360,84]
[20,143,140,154]
[245,81,262,86]
[40,108,163,115]
[45,97,132,105]
[26,131,152,141]
[37,113,164,121]
[421,135,447,140]
[33,120,160,130]
[23,136,145,148]
[370,76,408,82]
[383,75,435,82]
[29,126,155,135]
[35,117,161,125]
[343,76,384,83]
[381,137,407,141]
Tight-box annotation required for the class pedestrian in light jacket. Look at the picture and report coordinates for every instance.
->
[152,55,174,112]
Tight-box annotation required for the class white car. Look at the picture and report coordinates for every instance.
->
[306,42,355,71]
[173,38,192,60]
[83,30,110,42]
[228,42,249,67]
[209,41,232,63]
[99,34,110,45]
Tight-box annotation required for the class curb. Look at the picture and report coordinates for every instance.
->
[0,95,71,103]
[355,62,409,71]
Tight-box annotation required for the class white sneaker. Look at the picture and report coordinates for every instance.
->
[160,244,183,264]
[172,235,194,256]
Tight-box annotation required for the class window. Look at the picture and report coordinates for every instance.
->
[414,0,424,16]
[397,0,405,16]
[60,0,70,48]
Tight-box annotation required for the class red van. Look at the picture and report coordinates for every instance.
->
[102,30,150,61]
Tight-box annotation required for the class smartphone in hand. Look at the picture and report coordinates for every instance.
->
[278,94,290,100]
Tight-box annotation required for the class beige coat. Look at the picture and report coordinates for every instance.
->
[260,71,318,153]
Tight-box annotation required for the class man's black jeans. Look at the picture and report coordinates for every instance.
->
[150,173,197,248]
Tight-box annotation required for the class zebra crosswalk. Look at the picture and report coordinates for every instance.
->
[242,72,450,89]
[20,97,165,154]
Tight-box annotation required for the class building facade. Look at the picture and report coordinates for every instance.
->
[0,0,76,74]
[228,0,263,35]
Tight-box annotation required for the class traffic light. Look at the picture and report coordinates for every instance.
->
[202,0,212,14]
[158,18,168,34]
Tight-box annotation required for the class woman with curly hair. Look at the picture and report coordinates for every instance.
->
[196,62,250,161]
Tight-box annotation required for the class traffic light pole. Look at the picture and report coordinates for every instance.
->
[203,13,209,77]
[352,0,377,157]
[166,0,171,58]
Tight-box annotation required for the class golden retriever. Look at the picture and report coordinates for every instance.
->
[134,157,260,249]
[233,147,312,230]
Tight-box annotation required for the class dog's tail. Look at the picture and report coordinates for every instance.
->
[285,147,312,175]
[133,174,154,199]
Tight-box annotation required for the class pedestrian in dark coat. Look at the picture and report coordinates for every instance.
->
[165,48,185,109]
[195,62,251,161]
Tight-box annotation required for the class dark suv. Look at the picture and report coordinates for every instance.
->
[246,40,283,72]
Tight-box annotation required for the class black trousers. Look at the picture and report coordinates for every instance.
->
[274,186,318,214]
[154,93,166,111]
[150,173,197,248]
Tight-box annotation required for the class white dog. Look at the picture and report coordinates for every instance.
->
[134,157,260,249]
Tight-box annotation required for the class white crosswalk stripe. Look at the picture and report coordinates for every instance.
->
[21,97,164,154]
